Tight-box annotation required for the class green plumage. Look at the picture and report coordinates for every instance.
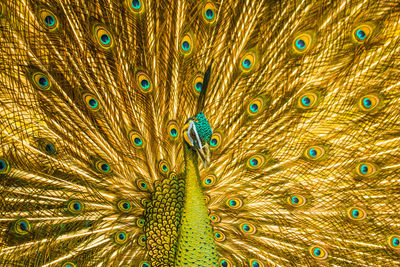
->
[0,0,400,266]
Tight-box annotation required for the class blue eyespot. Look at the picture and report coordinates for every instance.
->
[140,79,149,89]
[352,209,359,218]
[45,143,55,154]
[362,98,372,108]
[356,29,366,40]
[170,128,177,137]
[393,238,400,246]
[309,149,317,157]
[44,15,55,27]
[141,182,147,189]
[250,158,258,167]
[210,138,218,147]
[19,221,27,231]
[250,103,258,113]
[221,260,228,267]
[252,262,260,267]
[73,202,81,211]
[142,263,149,267]
[88,98,98,108]
[134,137,143,146]
[206,178,212,184]
[0,160,6,171]
[229,200,237,206]
[131,0,141,9]
[242,59,251,69]
[243,225,250,232]
[101,163,110,172]
[215,233,221,238]
[182,41,190,51]
[291,196,299,204]
[205,9,214,19]
[314,248,321,256]
[301,96,311,106]
[360,164,368,174]
[296,39,306,50]
[100,34,111,45]
[119,233,126,240]
[195,82,202,92]
[38,77,48,87]
[122,202,130,209]
[162,165,168,171]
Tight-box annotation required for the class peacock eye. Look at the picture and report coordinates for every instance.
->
[209,132,222,150]
[32,72,52,91]
[226,197,243,209]
[62,262,76,267]
[179,34,193,55]
[202,3,217,24]
[127,0,144,13]
[298,92,319,109]
[355,162,376,177]
[83,93,101,111]
[0,159,10,174]
[67,200,85,214]
[219,258,233,267]
[129,130,145,149]
[136,218,145,227]
[310,246,328,259]
[348,207,367,220]
[240,52,256,72]
[95,160,112,174]
[246,154,266,169]
[287,195,306,207]
[240,222,256,234]
[14,219,31,235]
[39,9,59,31]
[136,179,148,191]
[249,259,265,267]
[140,262,150,267]
[117,200,132,212]
[192,74,204,95]
[138,234,146,246]
[159,160,170,174]
[202,174,217,187]
[93,25,114,49]
[214,231,226,242]
[389,235,400,249]
[136,71,153,93]
[114,231,128,244]
[167,121,179,139]
[292,32,313,54]
[352,24,373,43]
[209,214,221,223]
[304,146,325,160]
[358,94,380,111]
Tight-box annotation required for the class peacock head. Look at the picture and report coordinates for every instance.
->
[183,112,213,167]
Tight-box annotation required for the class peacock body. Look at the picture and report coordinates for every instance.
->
[1,0,400,266]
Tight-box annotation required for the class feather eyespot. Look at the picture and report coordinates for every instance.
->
[158,160,170,175]
[358,94,380,111]
[304,146,325,160]
[127,0,144,13]
[287,195,306,207]
[202,174,217,187]
[310,246,328,260]
[226,198,242,209]
[38,139,57,155]
[293,32,313,54]
[129,130,145,149]
[352,24,373,43]
[240,52,256,72]
[249,259,265,267]
[179,34,193,55]
[348,207,367,220]
[136,218,145,228]
[389,235,400,249]
[83,93,101,111]
[167,121,179,139]
[246,154,266,169]
[202,3,217,24]
[114,231,128,244]
[240,223,256,234]
[209,214,221,223]
[355,162,376,177]
[117,200,132,212]
[209,133,222,150]
[14,219,31,235]
[140,262,150,267]
[192,73,204,95]
[214,231,225,242]
[95,160,112,174]
[0,158,10,174]
[247,96,268,116]
[93,25,114,49]
[38,9,59,31]
[136,71,153,93]
[298,92,319,109]
[219,258,233,267]
[136,179,148,191]
[62,262,76,267]
[32,72,51,91]
[67,200,84,214]
[138,234,146,246]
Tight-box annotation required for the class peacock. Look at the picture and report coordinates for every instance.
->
[1,0,400,266]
